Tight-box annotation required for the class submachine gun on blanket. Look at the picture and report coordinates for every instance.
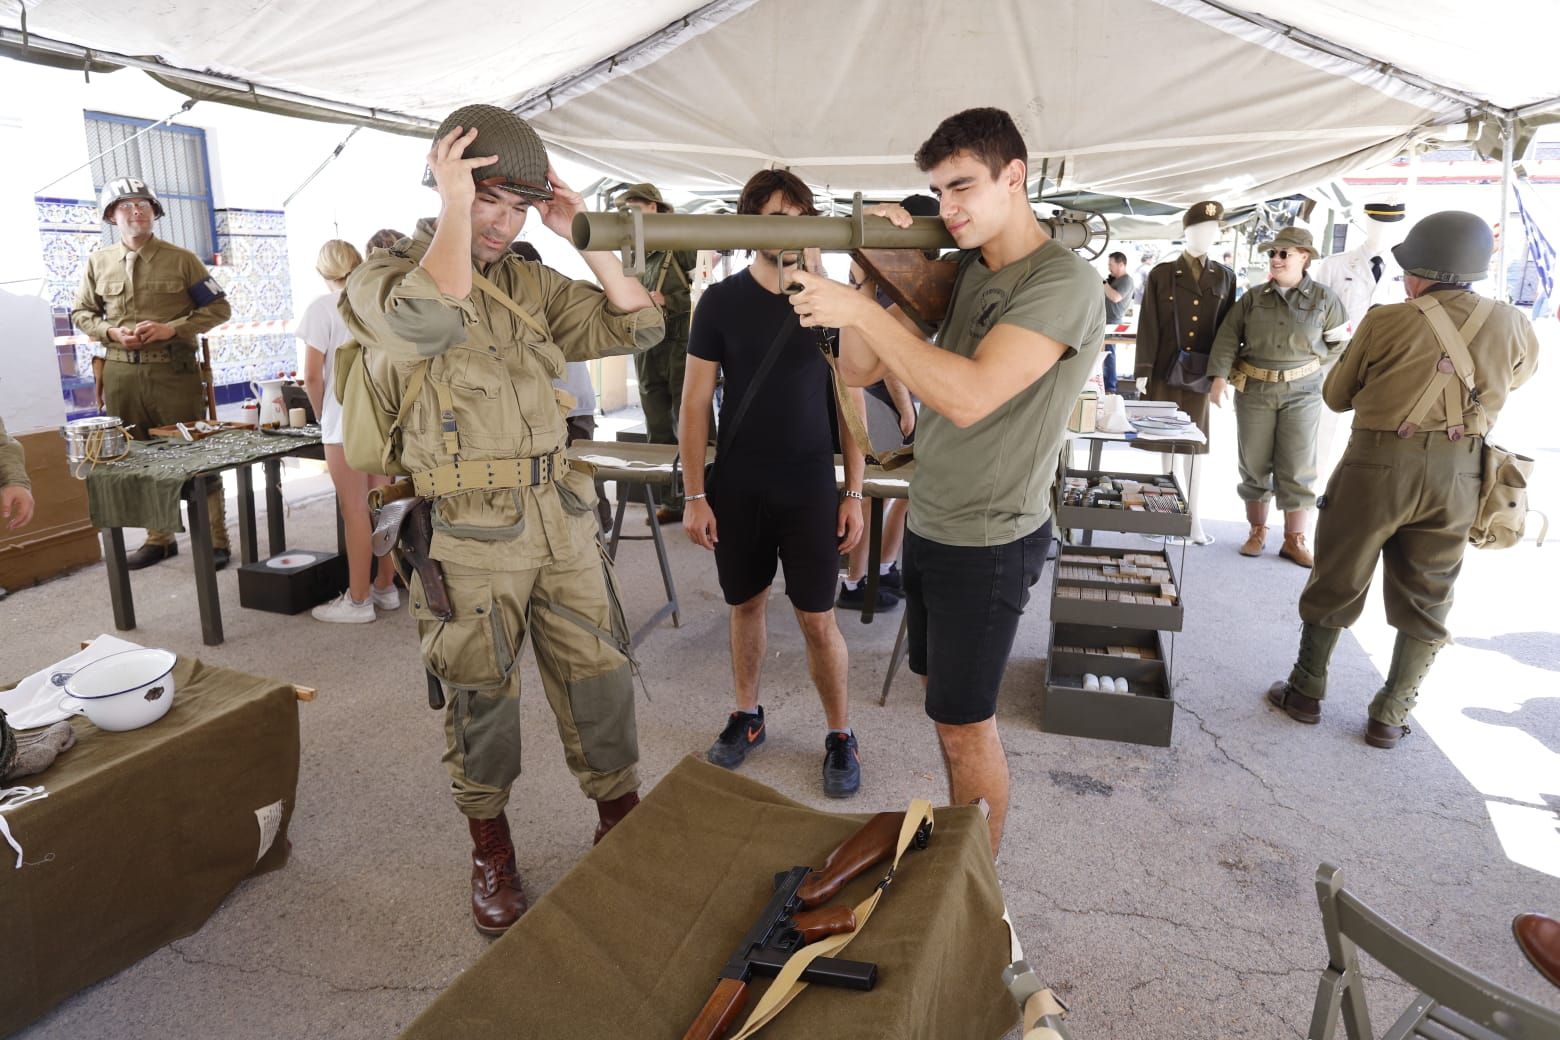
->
[685,808,934,1040]
[571,196,1108,332]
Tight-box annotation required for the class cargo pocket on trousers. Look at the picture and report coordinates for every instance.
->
[555,466,599,517]
[409,571,516,693]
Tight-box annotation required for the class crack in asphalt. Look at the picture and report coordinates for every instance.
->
[166,942,446,996]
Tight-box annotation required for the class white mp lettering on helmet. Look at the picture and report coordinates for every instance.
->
[99,177,165,222]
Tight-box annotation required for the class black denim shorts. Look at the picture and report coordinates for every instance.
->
[904,522,1052,724]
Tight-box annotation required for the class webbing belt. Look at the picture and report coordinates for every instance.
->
[726,800,935,1040]
[411,450,564,498]
[1234,356,1321,383]
[105,345,173,364]
[1399,295,1494,440]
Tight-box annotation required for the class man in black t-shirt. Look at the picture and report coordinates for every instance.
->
[679,168,869,799]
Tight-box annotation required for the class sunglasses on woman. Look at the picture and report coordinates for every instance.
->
[1266,249,1297,260]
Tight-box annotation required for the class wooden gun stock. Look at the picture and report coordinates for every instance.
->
[796,811,903,908]
[853,248,958,330]
[683,977,748,1040]
[791,906,856,943]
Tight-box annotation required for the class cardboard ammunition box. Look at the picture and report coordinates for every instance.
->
[1041,622,1173,747]
[1051,545,1183,631]
[1066,393,1097,433]
[237,550,347,614]
[1055,467,1191,537]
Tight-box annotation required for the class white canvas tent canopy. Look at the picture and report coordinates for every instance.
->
[3,0,1559,208]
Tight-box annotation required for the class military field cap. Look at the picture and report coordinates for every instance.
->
[617,182,672,213]
[1182,200,1224,228]
[99,177,164,222]
[423,104,553,202]
[1268,226,1318,257]
[1392,210,1493,282]
[1363,195,1406,222]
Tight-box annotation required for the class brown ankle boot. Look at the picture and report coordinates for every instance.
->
[593,790,640,845]
[468,815,527,934]
[1239,525,1268,556]
[1279,532,1314,568]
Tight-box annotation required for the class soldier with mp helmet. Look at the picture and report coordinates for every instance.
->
[71,177,233,569]
[1265,210,1539,748]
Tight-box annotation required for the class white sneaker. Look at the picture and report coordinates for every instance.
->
[371,584,402,611]
[312,592,375,623]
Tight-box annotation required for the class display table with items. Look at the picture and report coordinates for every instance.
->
[1043,435,1199,747]
[0,638,302,1036]
[82,427,332,646]
[398,757,1014,1040]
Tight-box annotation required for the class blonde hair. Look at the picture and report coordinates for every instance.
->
[316,239,363,282]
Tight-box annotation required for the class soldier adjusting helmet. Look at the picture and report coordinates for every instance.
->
[423,104,553,202]
[98,177,164,222]
[1392,210,1493,283]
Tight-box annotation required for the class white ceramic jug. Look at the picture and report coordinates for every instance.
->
[250,378,289,427]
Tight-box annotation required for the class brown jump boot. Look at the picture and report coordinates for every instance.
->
[593,790,640,845]
[1239,501,1268,557]
[468,815,527,934]
[125,539,178,569]
[1279,511,1314,568]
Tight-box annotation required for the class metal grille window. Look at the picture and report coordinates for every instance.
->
[85,111,218,262]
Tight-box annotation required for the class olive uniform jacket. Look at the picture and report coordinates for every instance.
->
[1134,254,1236,452]
[69,236,231,357]
[1324,288,1539,433]
[640,249,698,348]
[0,414,29,490]
[342,218,665,571]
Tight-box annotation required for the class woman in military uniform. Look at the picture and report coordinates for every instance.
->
[1207,227,1349,567]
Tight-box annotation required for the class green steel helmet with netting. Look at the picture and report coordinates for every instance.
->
[421,104,553,202]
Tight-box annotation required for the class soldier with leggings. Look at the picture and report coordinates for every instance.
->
[1265,212,1538,748]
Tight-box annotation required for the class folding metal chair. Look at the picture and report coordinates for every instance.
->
[1309,863,1560,1039]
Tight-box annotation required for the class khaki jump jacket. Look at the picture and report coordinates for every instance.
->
[343,219,664,570]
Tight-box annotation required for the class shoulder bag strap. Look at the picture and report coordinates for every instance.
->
[470,269,549,340]
[718,312,800,455]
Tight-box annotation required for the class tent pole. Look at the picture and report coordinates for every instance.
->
[1498,115,1515,301]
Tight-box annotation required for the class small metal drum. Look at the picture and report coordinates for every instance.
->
[60,415,128,464]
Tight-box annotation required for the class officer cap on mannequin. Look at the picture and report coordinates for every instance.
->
[1181,200,1223,258]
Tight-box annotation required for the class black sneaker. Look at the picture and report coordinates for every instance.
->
[822,731,861,798]
[878,563,904,597]
[835,579,899,612]
[707,708,765,769]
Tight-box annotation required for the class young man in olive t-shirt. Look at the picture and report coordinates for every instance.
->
[789,107,1104,856]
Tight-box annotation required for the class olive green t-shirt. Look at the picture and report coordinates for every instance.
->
[910,239,1105,546]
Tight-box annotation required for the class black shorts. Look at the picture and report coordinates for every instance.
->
[904,523,1052,724]
[709,467,839,613]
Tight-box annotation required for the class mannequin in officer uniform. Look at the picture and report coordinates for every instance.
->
[1313,199,1408,335]
[1134,201,1235,545]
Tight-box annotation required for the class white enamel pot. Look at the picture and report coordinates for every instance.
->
[58,648,178,732]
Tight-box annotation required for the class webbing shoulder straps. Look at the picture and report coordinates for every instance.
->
[726,800,936,1040]
[471,269,550,340]
[1400,295,1495,438]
